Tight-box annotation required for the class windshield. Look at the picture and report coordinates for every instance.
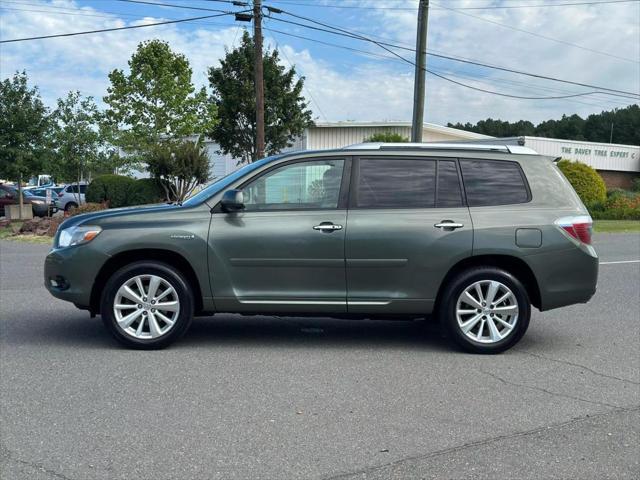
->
[182,155,281,207]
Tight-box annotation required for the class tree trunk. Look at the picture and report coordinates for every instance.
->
[18,173,24,220]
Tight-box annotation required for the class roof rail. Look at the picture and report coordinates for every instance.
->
[342,142,539,155]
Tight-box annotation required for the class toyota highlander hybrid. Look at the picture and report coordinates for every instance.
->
[45,143,598,353]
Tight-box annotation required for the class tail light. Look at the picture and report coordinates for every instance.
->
[555,215,592,245]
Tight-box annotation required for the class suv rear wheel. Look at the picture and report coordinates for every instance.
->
[438,267,531,354]
[101,261,194,349]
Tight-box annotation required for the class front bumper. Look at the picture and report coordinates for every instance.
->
[44,245,110,308]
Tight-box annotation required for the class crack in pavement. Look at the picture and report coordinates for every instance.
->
[477,368,622,409]
[516,349,640,386]
[321,405,640,480]
[0,445,76,480]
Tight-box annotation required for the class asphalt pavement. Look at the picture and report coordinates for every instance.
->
[1,234,638,480]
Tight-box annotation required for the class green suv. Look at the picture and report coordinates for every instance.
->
[45,143,598,353]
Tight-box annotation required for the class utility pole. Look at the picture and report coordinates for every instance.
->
[411,0,429,143]
[253,0,265,160]
[609,122,614,143]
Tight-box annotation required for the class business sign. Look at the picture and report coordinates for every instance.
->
[524,137,640,172]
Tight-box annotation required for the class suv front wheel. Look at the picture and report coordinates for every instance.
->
[101,261,194,349]
[438,267,531,354]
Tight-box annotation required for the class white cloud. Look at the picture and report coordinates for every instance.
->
[1,0,638,126]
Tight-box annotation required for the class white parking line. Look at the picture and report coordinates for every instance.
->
[599,260,640,265]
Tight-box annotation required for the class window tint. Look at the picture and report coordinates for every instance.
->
[460,159,529,206]
[437,160,463,207]
[243,159,344,211]
[356,158,436,208]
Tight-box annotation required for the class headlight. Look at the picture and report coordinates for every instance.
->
[57,226,102,248]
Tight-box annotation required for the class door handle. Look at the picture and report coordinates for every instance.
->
[434,221,464,229]
[313,223,343,232]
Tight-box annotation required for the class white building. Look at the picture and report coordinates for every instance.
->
[204,121,491,179]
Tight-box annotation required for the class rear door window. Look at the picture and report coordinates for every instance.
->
[460,159,530,206]
[437,160,464,208]
[355,158,436,208]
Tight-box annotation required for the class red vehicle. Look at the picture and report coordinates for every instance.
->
[0,184,57,217]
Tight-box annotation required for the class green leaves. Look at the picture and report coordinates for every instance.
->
[364,132,409,143]
[49,91,102,183]
[0,71,50,182]
[447,105,640,145]
[208,31,313,163]
[145,139,210,202]
[103,40,216,155]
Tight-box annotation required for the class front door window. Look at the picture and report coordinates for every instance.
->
[243,159,345,211]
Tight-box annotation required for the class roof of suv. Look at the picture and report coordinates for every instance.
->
[342,142,539,155]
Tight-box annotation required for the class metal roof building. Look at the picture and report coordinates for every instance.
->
[205,121,490,179]
[202,123,638,188]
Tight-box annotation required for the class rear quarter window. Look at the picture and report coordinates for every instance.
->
[460,159,530,207]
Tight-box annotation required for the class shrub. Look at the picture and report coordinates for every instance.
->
[557,159,606,206]
[364,132,409,143]
[86,174,137,208]
[589,190,640,220]
[132,178,166,205]
[67,202,107,217]
[632,177,640,192]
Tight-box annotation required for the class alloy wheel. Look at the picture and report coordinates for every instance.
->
[113,274,180,340]
[455,280,519,344]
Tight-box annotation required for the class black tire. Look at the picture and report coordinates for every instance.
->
[438,267,531,354]
[65,202,78,212]
[100,261,194,349]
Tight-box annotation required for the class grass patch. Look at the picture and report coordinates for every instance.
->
[593,220,640,233]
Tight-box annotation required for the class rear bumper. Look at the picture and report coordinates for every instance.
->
[527,246,598,311]
[44,246,110,308]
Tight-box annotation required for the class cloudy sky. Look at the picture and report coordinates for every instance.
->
[1,0,639,126]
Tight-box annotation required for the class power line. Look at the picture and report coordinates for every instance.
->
[266,0,638,63]
[115,0,234,13]
[263,25,631,108]
[0,11,242,43]
[431,1,639,64]
[265,10,639,98]
[265,15,620,100]
[5,0,637,100]
[265,0,639,11]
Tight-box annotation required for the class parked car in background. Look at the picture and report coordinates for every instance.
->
[30,186,65,198]
[56,183,87,211]
[0,184,57,217]
[45,143,598,353]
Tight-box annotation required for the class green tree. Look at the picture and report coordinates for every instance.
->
[0,72,50,218]
[208,31,314,163]
[50,91,103,202]
[447,104,639,145]
[145,139,209,202]
[364,132,408,143]
[103,40,215,158]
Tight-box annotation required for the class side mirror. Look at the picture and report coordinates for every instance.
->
[220,189,245,212]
